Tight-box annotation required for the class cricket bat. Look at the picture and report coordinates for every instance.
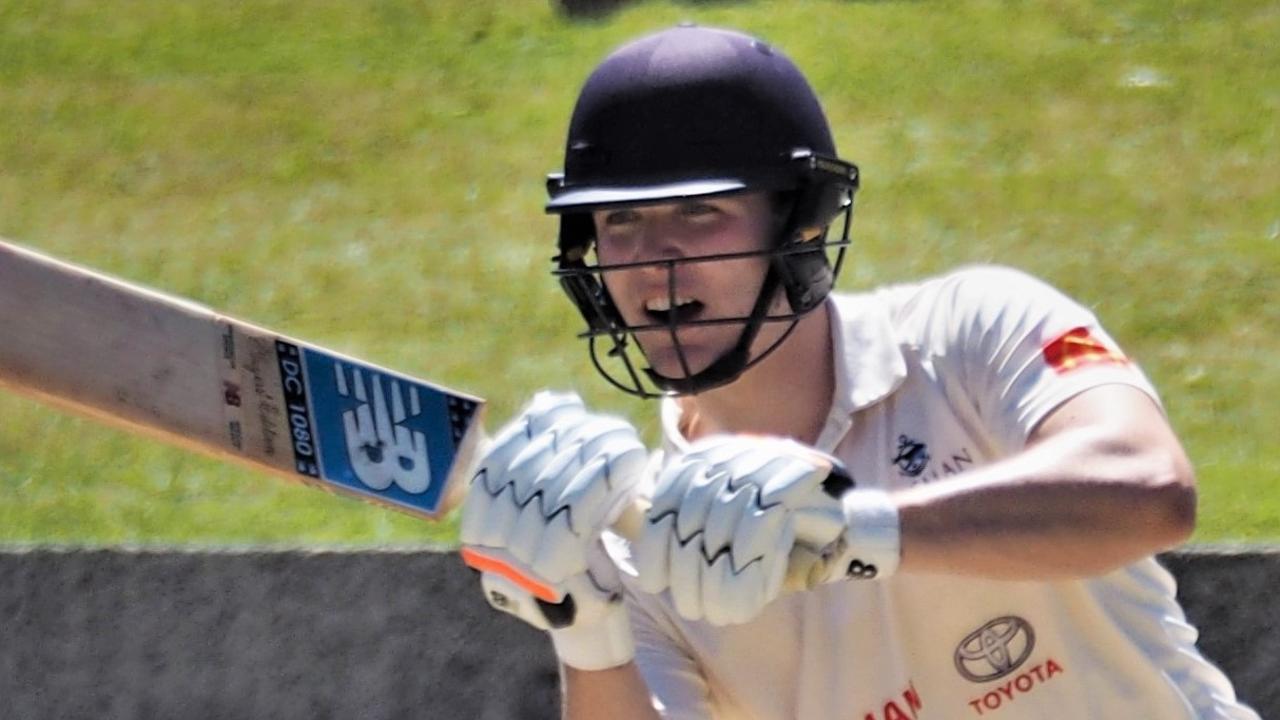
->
[0,236,486,521]
[0,236,829,589]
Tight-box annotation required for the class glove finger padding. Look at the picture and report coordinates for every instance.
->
[700,481,757,560]
[633,510,677,595]
[635,434,849,625]
[558,439,649,531]
[460,391,647,669]
[472,393,585,490]
[460,392,585,547]
[529,449,645,582]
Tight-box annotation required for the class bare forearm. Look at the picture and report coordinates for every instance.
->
[562,664,661,720]
[895,390,1196,579]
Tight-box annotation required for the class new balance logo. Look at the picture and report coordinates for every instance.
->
[334,363,432,494]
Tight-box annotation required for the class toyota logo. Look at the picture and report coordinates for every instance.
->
[954,616,1036,683]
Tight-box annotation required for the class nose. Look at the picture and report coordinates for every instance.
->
[632,215,688,266]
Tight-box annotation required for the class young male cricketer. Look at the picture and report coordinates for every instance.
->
[459,25,1259,720]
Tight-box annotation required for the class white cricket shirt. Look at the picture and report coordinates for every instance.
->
[611,266,1258,720]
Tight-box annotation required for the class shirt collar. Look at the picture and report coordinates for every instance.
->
[659,292,908,452]
[826,291,908,417]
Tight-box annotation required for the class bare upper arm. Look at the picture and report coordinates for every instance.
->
[1029,385,1190,472]
[1028,383,1197,531]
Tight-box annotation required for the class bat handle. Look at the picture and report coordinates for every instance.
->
[609,498,649,544]
[610,499,833,593]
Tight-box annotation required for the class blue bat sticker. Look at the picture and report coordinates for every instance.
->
[274,340,479,516]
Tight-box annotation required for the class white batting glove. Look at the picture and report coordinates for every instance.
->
[632,435,901,626]
[460,391,648,671]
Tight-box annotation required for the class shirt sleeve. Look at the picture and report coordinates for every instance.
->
[913,265,1160,452]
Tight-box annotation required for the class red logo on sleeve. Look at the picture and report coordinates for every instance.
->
[1042,327,1127,374]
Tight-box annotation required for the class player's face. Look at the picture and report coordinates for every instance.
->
[592,192,786,380]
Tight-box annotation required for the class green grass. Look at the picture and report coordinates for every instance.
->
[0,0,1276,546]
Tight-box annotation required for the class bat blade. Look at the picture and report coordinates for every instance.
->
[0,237,485,520]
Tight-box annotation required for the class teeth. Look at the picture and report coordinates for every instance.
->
[645,296,697,312]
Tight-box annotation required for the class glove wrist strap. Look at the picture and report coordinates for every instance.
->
[838,489,901,580]
[550,605,635,671]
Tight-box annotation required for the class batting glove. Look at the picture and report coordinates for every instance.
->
[460,392,648,671]
[632,435,901,626]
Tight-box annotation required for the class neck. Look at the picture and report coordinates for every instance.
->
[677,300,835,446]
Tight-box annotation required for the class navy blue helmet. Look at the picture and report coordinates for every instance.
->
[547,25,859,397]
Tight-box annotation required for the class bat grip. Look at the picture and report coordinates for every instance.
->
[609,499,834,593]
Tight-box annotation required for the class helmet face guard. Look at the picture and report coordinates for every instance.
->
[552,154,858,398]
[546,26,860,398]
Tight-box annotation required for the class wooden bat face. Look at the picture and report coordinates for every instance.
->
[0,237,486,521]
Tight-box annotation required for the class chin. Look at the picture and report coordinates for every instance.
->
[641,344,719,380]
[634,322,751,376]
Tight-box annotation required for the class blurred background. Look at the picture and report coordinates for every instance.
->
[1,0,1276,548]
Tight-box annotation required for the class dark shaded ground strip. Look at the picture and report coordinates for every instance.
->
[0,548,1272,719]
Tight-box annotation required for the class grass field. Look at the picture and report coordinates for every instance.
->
[0,0,1276,547]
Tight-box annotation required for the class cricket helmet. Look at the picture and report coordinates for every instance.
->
[547,24,860,397]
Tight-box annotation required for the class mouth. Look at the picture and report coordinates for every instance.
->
[643,295,705,325]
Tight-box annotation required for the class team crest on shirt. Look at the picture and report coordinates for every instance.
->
[893,435,930,477]
[892,436,980,484]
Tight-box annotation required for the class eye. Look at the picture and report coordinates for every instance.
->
[680,202,720,219]
[601,209,641,227]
